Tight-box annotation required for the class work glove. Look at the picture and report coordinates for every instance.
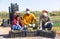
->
[32,24,35,27]
[45,22,48,26]
[28,24,32,26]
[24,25,27,28]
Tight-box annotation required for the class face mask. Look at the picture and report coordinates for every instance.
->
[26,11,30,14]
[43,13,48,16]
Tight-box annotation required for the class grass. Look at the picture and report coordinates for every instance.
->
[36,16,60,21]
[53,23,60,26]
[50,16,60,21]
[52,26,60,31]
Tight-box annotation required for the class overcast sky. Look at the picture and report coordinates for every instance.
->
[0,0,60,11]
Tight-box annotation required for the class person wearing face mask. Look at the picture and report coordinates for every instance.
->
[12,11,24,30]
[23,8,37,30]
[39,10,53,30]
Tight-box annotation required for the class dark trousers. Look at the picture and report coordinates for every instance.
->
[42,23,52,30]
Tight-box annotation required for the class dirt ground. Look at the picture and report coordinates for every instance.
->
[0,27,11,35]
[0,27,60,39]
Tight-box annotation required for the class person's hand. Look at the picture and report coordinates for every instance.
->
[28,24,32,26]
[32,24,35,27]
[24,25,27,28]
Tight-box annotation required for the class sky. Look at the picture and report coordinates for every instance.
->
[0,0,60,12]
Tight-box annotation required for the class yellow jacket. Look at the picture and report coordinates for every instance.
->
[23,13,37,25]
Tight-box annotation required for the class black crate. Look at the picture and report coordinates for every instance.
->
[9,3,19,24]
[9,30,27,38]
[22,30,27,37]
[36,30,56,38]
[27,31,36,37]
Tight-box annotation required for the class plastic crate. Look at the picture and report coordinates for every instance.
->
[36,30,56,38]
[9,30,27,37]
[27,31,36,37]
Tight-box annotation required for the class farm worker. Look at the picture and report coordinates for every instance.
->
[23,8,37,29]
[39,10,53,30]
[12,11,24,30]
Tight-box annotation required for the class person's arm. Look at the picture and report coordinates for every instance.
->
[48,16,53,25]
[40,20,42,30]
[47,16,52,23]
[45,16,53,26]
[19,20,24,27]
[32,14,37,24]
[39,15,43,30]
[13,19,17,25]
[23,15,28,25]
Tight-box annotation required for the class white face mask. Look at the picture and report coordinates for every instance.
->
[43,13,48,16]
[26,11,30,14]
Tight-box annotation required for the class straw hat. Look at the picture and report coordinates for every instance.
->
[42,10,48,14]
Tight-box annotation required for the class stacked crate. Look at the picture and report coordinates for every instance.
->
[9,3,19,24]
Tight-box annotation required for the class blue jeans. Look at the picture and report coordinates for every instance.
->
[12,25,21,30]
[42,23,52,30]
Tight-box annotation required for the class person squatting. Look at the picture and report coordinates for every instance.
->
[12,9,53,30]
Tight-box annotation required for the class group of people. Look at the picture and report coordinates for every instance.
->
[12,8,53,30]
